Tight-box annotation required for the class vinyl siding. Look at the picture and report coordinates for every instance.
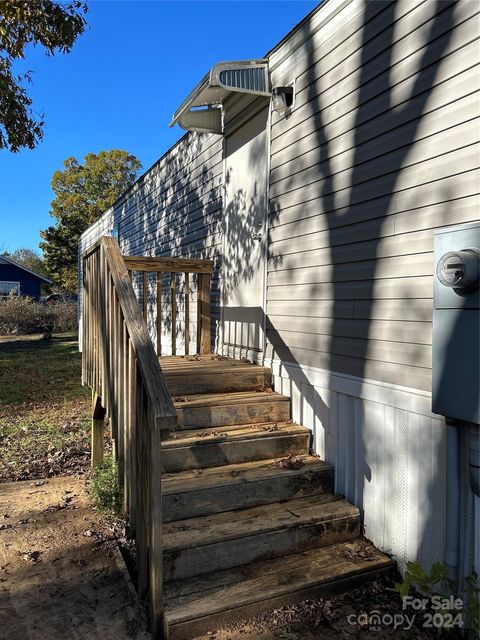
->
[266,0,480,391]
[78,132,223,354]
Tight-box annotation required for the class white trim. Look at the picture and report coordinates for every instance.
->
[264,356,442,418]
[261,101,272,356]
[219,124,227,355]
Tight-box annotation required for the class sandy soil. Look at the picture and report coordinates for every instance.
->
[0,476,148,640]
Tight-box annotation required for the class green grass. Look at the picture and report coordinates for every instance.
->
[0,333,87,405]
[0,333,92,482]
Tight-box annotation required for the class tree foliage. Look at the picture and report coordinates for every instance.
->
[40,150,141,291]
[2,247,49,278]
[0,0,87,152]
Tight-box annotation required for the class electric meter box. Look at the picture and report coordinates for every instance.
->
[432,222,480,423]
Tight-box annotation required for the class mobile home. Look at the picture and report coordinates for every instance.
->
[79,0,479,635]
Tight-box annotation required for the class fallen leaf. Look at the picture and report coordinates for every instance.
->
[19,550,41,562]
[262,424,279,432]
[276,455,304,470]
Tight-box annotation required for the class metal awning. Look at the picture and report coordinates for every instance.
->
[169,60,271,133]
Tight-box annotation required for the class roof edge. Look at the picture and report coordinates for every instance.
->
[0,256,52,284]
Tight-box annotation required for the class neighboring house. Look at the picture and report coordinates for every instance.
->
[79,0,479,596]
[0,256,51,299]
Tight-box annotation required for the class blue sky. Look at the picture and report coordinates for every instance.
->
[0,0,317,253]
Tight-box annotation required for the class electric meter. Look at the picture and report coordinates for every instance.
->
[436,249,479,292]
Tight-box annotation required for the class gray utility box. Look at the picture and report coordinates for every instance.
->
[432,222,479,424]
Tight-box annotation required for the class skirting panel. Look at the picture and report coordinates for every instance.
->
[266,357,448,574]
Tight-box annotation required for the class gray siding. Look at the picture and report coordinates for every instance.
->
[266,0,480,391]
[79,132,223,354]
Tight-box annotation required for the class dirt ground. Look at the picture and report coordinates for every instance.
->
[0,476,148,640]
[0,335,464,639]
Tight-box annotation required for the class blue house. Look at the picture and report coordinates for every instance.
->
[0,256,51,299]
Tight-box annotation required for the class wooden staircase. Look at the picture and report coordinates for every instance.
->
[159,355,392,639]
[82,239,391,640]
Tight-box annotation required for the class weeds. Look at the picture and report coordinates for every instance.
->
[88,456,122,518]
[396,561,480,635]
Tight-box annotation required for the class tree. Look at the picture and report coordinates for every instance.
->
[2,247,49,278]
[40,150,142,291]
[0,0,87,152]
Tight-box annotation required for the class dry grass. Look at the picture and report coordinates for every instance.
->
[0,333,92,482]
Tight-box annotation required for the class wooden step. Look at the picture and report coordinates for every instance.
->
[163,494,360,581]
[160,355,250,368]
[164,362,272,395]
[164,540,393,640]
[162,455,332,522]
[161,422,310,472]
[173,391,291,429]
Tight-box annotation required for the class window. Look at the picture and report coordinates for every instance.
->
[0,281,20,298]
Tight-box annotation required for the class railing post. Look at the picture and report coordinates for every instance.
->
[143,271,148,320]
[184,273,190,356]
[127,339,137,536]
[149,413,165,639]
[91,390,106,467]
[171,272,177,356]
[156,273,162,356]
[197,272,211,354]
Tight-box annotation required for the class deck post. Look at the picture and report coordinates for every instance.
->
[197,272,211,354]
[91,390,106,467]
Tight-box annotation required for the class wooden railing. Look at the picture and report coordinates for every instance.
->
[122,255,213,356]
[82,236,213,639]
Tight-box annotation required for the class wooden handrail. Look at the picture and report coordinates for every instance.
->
[123,255,214,273]
[82,236,178,639]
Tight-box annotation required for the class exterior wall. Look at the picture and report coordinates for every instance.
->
[265,0,479,579]
[0,264,44,299]
[267,0,479,391]
[78,132,223,353]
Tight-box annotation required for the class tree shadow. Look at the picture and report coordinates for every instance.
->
[267,0,456,572]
